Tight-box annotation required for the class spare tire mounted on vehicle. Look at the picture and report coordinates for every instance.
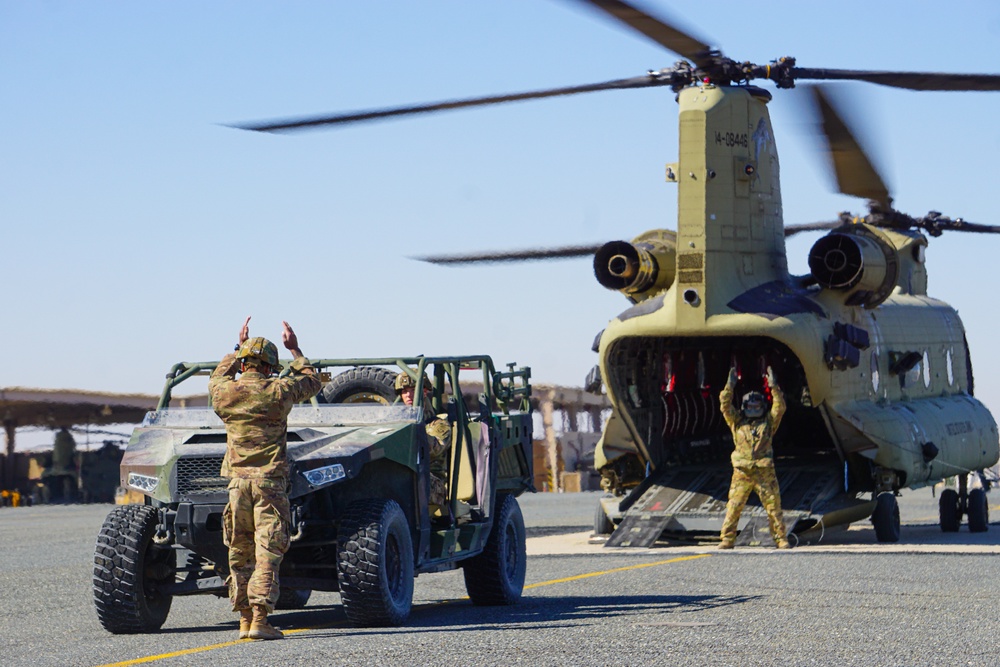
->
[322,366,398,404]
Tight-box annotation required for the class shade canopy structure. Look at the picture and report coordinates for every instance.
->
[0,387,207,489]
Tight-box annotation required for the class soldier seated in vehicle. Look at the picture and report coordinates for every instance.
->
[395,371,451,505]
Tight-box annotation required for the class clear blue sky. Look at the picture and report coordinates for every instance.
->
[4,1,1000,440]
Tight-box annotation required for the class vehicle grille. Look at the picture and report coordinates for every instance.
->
[175,455,228,497]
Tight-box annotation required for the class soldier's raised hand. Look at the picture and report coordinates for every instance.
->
[238,316,251,345]
[282,321,298,351]
[727,366,738,387]
[766,365,777,387]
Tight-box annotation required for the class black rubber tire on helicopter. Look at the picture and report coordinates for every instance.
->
[337,499,414,627]
[462,494,527,606]
[322,366,398,404]
[93,505,176,633]
[593,498,615,536]
[939,488,961,532]
[274,587,312,610]
[872,492,901,543]
[967,488,989,533]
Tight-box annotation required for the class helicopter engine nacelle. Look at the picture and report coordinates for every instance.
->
[594,235,676,303]
[808,227,898,308]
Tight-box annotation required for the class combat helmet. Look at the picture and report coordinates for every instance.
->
[741,391,767,419]
[394,370,431,394]
[237,337,279,369]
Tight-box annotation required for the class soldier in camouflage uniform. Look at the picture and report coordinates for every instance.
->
[209,317,322,640]
[718,365,791,550]
[395,371,451,509]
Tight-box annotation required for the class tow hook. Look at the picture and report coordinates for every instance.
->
[289,505,305,542]
[153,510,173,545]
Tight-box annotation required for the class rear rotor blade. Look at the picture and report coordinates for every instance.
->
[416,223,850,265]
[414,244,605,265]
[916,216,1000,235]
[231,74,666,133]
[809,86,892,208]
[793,68,1000,92]
[941,221,1000,233]
[784,221,843,237]
[575,0,715,69]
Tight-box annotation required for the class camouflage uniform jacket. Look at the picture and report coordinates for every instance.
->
[209,353,322,480]
[720,380,786,468]
[424,415,452,477]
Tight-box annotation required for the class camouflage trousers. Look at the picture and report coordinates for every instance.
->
[720,466,787,544]
[430,473,447,507]
[222,477,291,613]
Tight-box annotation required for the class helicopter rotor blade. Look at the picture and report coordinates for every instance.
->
[910,214,1000,236]
[416,223,849,266]
[809,85,892,209]
[791,68,1000,92]
[574,0,715,69]
[935,220,1000,233]
[230,75,669,133]
[413,244,606,266]
[783,221,844,237]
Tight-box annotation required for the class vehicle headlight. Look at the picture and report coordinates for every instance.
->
[127,472,159,493]
[302,463,346,487]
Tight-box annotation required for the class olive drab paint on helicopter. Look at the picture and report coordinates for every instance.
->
[593,83,998,540]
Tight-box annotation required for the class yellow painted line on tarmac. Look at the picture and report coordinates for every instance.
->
[95,639,248,667]
[524,553,711,590]
[94,553,711,667]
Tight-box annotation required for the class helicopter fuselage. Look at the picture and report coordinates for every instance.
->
[593,84,999,538]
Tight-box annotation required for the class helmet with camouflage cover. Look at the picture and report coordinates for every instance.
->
[394,370,431,394]
[741,391,767,419]
[237,337,279,369]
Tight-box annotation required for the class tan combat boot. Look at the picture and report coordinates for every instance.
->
[238,609,253,639]
[776,539,792,549]
[249,605,284,640]
[718,540,734,550]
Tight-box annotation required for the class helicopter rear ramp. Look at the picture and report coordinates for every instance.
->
[604,464,854,548]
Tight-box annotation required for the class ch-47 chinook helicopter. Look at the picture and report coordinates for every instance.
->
[233,0,1000,545]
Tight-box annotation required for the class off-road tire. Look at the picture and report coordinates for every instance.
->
[337,499,414,626]
[93,505,176,633]
[968,488,989,533]
[275,587,312,610]
[322,367,398,404]
[939,488,960,532]
[872,492,901,543]
[462,494,526,605]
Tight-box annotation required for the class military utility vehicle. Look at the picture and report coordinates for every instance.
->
[93,356,533,633]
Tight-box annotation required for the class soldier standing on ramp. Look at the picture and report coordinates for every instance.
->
[718,364,791,550]
[209,317,322,640]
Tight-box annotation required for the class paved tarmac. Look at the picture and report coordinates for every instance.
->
[1,489,998,667]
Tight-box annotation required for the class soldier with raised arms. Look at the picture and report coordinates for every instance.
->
[718,364,791,550]
[209,317,322,640]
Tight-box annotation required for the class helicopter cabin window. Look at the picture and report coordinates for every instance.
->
[946,348,955,386]
[904,358,922,389]
[870,350,880,394]
[922,351,931,389]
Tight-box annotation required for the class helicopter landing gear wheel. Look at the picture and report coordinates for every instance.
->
[939,488,960,532]
[967,488,989,533]
[872,492,900,543]
[593,499,614,536]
